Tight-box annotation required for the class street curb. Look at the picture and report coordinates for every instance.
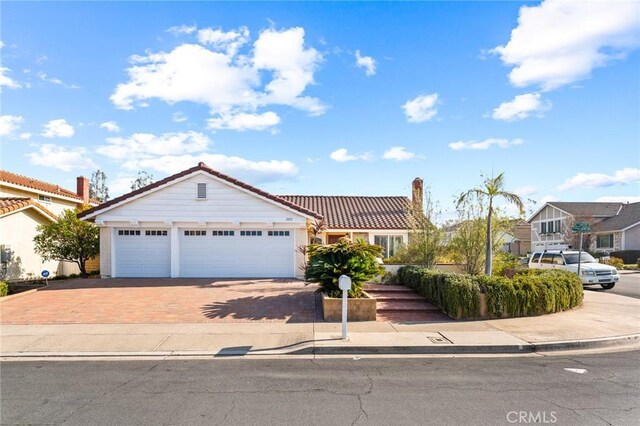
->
[2,334,638,359]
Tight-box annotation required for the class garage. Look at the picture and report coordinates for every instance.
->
[179,229,294,278]
[114,228,171,277]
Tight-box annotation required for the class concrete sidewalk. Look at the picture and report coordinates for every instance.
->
[2,291,639,358]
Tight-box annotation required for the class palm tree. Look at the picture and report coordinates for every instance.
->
[457,173,524,276]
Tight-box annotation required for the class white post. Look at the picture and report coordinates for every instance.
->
[338,275,352,341]
[342,288,348,340]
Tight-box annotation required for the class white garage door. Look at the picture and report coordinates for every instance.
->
[115,229,171,277]
[179,229,294,278]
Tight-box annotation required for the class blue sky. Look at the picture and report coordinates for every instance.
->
[1,1,639,219]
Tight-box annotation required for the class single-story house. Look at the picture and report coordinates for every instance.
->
[0,171,98,280]
[78,163,417,279]
[527,201,640,252]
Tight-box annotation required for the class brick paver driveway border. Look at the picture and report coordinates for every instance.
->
[0,278,320,325]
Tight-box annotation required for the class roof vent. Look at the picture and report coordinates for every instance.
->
[196,182,207,199]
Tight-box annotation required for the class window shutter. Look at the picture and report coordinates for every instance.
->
[196,183,207,199]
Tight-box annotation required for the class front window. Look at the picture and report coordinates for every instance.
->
[564,253,597,264]
[596,234,614,249]
[374,235,403,258]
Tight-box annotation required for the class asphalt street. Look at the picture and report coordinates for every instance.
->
[586,272,640,299]
[2,351,639,425]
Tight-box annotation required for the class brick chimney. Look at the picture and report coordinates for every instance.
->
[412,177,423,212]
[77,176,89,204]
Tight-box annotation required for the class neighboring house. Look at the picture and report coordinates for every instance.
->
[0,171,98,280]
[78,163,414,279]
[527,201,640,253]
[501,221,532,256]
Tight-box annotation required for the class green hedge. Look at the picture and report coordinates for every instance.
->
[398,267,481,318]
[0,281,8,297]
[397,267,583,319]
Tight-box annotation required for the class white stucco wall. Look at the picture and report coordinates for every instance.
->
[0,208,78,280]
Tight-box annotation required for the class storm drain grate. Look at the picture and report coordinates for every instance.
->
[428,336,452,344]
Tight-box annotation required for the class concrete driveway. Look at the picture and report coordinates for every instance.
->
[0,278,320,324]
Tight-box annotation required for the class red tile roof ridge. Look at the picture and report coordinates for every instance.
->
[0,169,94,203]
[0,197,58,220]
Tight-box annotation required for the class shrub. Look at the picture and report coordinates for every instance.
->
[0,281,8,297]
[492,252,522,277]
[398,266,481,318]
[477,269,583,318]
[397,266,582,319]
[305,238,384,298]
[604,257,624,269]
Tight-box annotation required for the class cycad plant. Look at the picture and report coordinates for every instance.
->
[305,238,384,298]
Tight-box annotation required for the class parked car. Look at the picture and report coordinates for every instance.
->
[528,250,619,289]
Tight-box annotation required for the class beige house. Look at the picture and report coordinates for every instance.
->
[0,170,97,280]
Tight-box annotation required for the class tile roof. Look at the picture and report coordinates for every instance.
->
[0,170,96,204]
[78,163,323,220]
[0,197,58,220]
[548,201,624,217]
[279,195,411,229]
[592,202,640,232]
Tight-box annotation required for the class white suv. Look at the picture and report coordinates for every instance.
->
[528,250,619,289]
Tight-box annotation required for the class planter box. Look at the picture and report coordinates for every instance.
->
[321,291,377,322]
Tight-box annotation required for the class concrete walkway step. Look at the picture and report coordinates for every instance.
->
[365,284,445,322]
[376,301,441,312]
[364,284,413,293]
[369,293,426,301]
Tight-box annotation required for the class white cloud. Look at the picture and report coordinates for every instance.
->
[355,50,376,76]
[19,132,31,140]
[167,24,197,36]
[108,175,137,196]
[42,119,75,138]
[0,115,24,138]
[36,71,79,89]
[0,67,21,90]
[100,121,120,133]
[492,0,640,91]
[111,26,325,131]
[27,144,97,172]
[514,185,538,196]
[402,93,439,123]
[382,146,415,161]
[449,138,524,151]
[96,131,209,160]
[558,168,640,190]
[172,112,188,123]
[122,154,298,184]
[596,196,640,203]
[329,148,372,162]
[207,111,280,132]
[197,26,249,56]
[492,93,551,121]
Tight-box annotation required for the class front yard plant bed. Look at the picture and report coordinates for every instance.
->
[321,291,377,321]
[398,266,583,320]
